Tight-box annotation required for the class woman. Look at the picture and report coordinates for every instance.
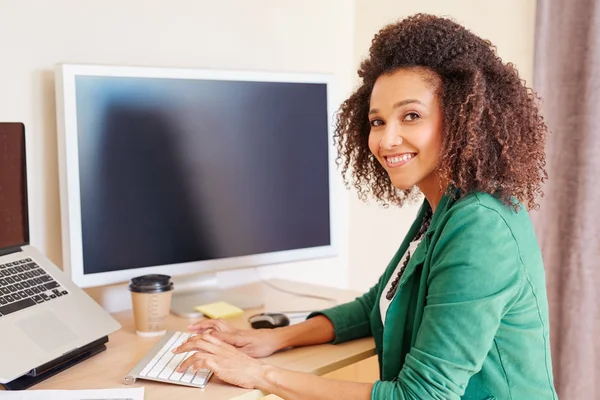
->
[173,14,558,399]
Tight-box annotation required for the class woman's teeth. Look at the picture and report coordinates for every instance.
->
[388,154,414,164]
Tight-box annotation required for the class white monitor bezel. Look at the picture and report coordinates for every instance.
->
[55,63,340,288]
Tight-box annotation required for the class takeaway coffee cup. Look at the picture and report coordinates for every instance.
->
[129,274,174,337]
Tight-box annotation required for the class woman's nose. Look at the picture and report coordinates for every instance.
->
[380,124,404,150]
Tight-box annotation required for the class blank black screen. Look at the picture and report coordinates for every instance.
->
[74,75,331,275]
[0,123,29,250]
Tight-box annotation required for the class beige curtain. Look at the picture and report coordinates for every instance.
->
[532,0,600,399]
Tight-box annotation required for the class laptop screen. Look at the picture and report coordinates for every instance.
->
[0,123,29,250]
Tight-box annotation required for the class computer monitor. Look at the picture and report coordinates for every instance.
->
[54,64,339,307]
[0,123,29,255]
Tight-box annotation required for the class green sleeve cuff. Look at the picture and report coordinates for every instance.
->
[307,301,372,344]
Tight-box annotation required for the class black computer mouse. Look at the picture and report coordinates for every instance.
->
[248,312,290,329]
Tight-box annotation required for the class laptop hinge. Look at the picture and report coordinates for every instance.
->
[0,245,23,258]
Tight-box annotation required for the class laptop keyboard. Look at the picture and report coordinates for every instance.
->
[0,258,68,317]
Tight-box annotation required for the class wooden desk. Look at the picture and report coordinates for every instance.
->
[28,280,376,399]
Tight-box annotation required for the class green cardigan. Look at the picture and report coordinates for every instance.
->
[312,192,558,399]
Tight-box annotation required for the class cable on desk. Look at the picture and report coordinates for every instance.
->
[254,268,338,307]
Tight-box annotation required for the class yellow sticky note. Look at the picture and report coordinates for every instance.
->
[194,301,244,319]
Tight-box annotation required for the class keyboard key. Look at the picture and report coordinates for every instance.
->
[31,286,41,294]
[32,295,44,304]
[0,288,10,295]
[0,279,6,285]
[40,275,52,283]
[14,283,24,291]
[167,353,192,381]
[24,289,34,296]
[157,334,191,379]
[7,268,16,275]
[44,281,60,290]
[21,281,30,288]
[180,369,196,383]
[13,292,22,300]
[192,371,210,385]
[0,298,35,316]
[147,353,174,378]
[18,260,26,264]
[0,297,7,305]
[158,352,188,379]
[61,290,68,295]
[147,338,188,379]
[7,285,16,293]
[15,266,24,273]
[140,332,181,377]
[6,277,15,284]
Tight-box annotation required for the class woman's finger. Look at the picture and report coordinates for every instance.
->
[177,352,200,372]
[200,332,224,346]
[178,330,222,350]
[188,318,230,333]
[173,333,222,354]
[177,351,216,373]
[210,330,247,347]
[193,356,217,373]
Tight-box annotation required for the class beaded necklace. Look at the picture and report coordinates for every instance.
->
[385,209,433,301]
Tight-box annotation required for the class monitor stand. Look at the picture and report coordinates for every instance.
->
[170,272,264,319]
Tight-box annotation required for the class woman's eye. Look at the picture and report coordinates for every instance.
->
[370,119,384,127]
[403,112,420,122]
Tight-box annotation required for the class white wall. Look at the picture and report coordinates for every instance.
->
[0,0,355,311]
[348,0,537,292]
[0,0,537,310]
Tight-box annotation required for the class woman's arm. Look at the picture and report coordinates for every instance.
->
[188,279,384,357]
[274,315,335,348]
[174,332,373,399]
[301,276,385,345]
[257,365,373,400]
[201,315,336,355]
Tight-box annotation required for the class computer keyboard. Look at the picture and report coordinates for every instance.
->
[125,331,213,389]
[0,258,68,317]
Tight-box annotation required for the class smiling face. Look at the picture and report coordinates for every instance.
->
[368,68,444,199]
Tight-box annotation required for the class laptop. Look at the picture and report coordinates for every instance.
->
[0,123,121,386]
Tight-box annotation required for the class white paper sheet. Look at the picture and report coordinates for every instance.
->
[0,387,144,400]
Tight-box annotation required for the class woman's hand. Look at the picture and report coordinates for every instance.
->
[172,333,267,389]
[187,318,284,358]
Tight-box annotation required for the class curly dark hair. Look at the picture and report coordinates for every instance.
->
[335,14,548,210]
